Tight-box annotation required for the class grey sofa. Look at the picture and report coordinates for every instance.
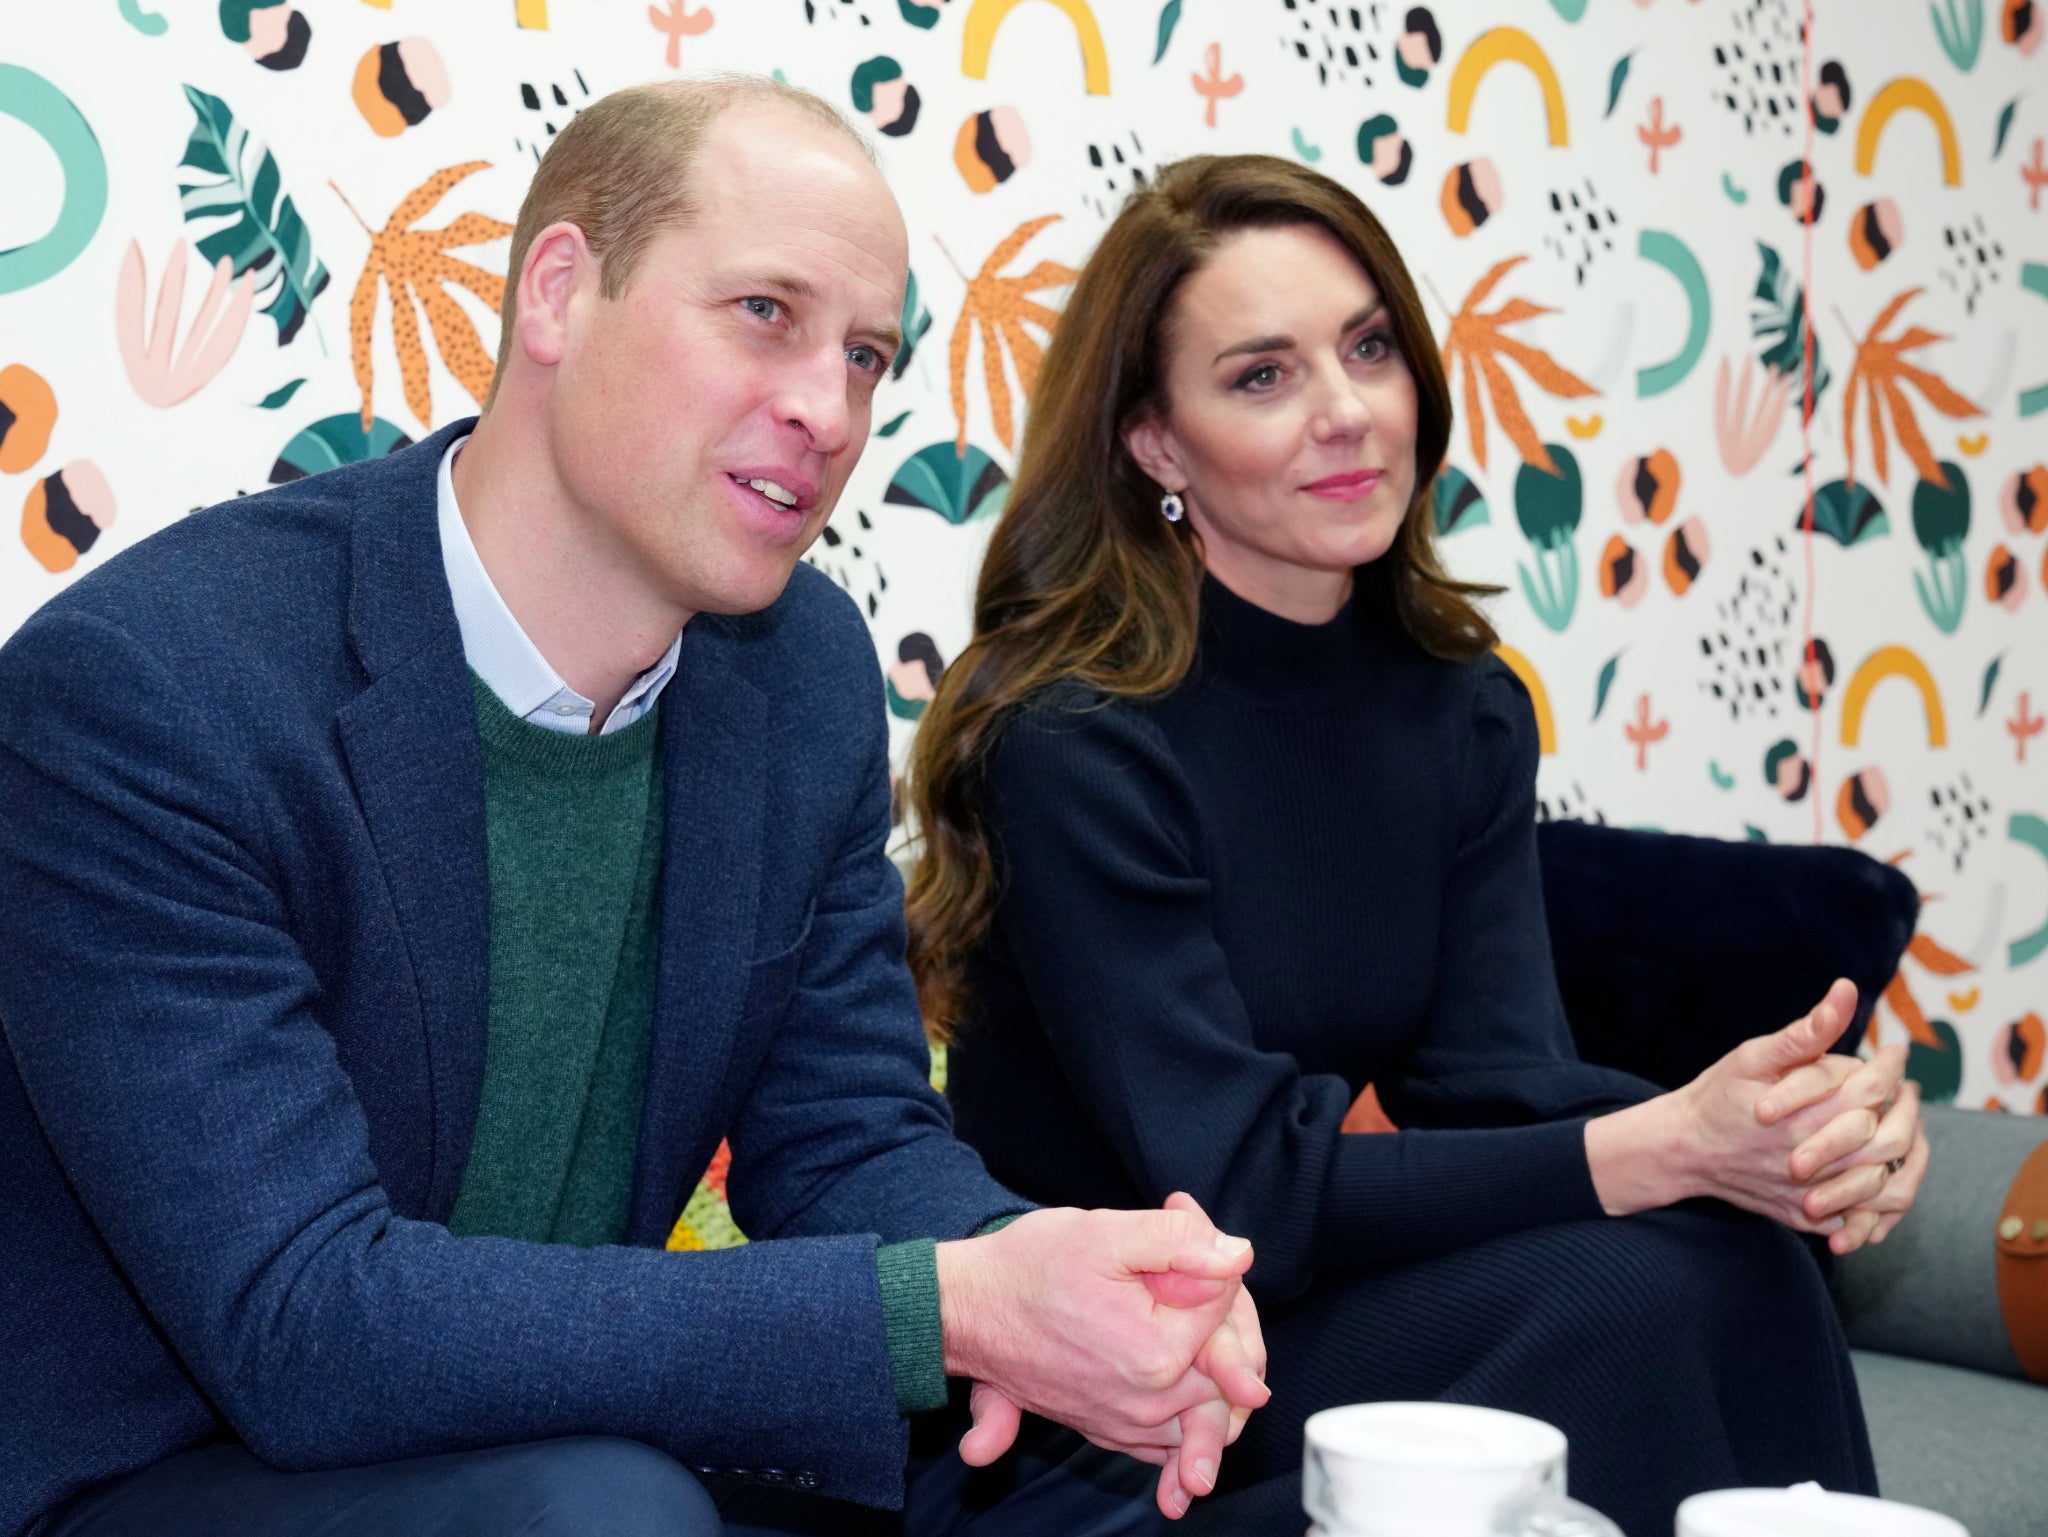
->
[1836,1103,2048,1536]
[1535,821,2047,1534]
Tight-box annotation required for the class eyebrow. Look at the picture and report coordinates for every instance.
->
[1211,303,1386,365]
[735,269,903,359]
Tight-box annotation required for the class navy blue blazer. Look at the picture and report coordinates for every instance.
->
[0,420,1021,1534]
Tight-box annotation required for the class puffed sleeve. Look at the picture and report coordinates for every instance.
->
[1373,661,1661,1130]
[981,676,1655,1305]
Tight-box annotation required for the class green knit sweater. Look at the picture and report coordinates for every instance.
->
[448,676,664,1246]
[448,675,950,1412]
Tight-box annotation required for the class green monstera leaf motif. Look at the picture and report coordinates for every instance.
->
[892,268,934,383]
[1751,242,1830,410]
[884,442,1010,525]
[177,84,330,345]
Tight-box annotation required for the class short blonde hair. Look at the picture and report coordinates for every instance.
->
[487,75,871,404]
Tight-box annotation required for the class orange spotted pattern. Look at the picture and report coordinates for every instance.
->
[340,161,512,433]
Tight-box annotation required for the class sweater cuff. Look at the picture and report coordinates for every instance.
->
[877,1239,948,1416]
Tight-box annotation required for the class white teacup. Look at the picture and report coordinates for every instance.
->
[1303,1401,1568,1537]
[1677,1486,1969,1537]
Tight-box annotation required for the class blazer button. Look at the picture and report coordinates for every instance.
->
[796,1473,820,1491]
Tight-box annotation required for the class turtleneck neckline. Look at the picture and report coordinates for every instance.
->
[1195,570,1391,709]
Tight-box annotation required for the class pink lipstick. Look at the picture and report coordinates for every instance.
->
[1301,469,1384,500]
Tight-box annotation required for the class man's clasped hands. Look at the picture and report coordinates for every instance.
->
[934,977,1926,1521]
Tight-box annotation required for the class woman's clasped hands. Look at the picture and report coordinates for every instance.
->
[1586,978,1929,1253]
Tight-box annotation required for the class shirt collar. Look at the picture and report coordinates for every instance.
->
[436,434,681,735]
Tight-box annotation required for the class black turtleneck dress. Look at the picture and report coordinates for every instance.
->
[948,576,1876,1536]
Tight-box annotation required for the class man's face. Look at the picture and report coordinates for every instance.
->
[546,105,908,618]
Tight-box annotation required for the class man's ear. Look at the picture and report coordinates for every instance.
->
[1122,412,1186,494]
[514,222,594,370]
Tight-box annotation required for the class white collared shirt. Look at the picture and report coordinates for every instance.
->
[437,436,681,736]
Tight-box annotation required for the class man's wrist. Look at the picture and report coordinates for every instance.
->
[934,1232,998,1381]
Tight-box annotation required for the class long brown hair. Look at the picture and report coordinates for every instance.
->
[906,153,1498,1040]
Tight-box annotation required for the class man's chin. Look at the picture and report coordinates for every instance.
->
[684,560,804,619]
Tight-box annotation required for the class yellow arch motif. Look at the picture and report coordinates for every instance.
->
[1855,77,1962,188]
[1492,645,1557,755]
[962,0,1111,97]
[1446,27,1568,148]
[1841,645,1948,748]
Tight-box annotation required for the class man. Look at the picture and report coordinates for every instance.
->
[0,77,1266,1536]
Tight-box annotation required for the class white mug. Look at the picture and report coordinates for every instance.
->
[1677,1486,1969,1537]
[1303,1401,1568,1537]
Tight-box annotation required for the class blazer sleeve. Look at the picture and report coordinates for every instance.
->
[722,645,1031,1248]
[0,608,909,1511]
[980,684,1651,1305]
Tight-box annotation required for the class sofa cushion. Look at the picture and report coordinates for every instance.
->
[1850,1349,2048,1535]
[1538,821,1918,1092]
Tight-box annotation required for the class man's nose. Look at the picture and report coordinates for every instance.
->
[777,346,854,458]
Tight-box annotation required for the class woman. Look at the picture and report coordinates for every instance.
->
[905,156,1927,1534]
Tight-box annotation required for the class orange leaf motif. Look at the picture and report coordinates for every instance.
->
[337,162,513,433]
[948,215,1076,456]
[1841,287,1984,490]
[1905,932,1975,976]
[1882,969,1946,1049]
[1441,256,1597,476]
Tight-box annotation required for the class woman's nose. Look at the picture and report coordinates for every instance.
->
[1311,372,1372,440]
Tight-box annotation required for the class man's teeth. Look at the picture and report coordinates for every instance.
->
[740,476,798,507]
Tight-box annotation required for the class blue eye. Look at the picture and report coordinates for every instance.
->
[1234,363,1280,391]
[742,296,781,321]
[847,345,882,374]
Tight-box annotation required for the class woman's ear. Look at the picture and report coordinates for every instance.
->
[1122,412,1186,493]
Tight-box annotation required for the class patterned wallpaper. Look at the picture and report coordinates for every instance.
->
[1,0,2043,1131]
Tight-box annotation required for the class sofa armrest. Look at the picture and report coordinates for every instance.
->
[1833,1103,2048,1382]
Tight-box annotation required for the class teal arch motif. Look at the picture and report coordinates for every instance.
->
[1636,229,1710,399]
[0,66,109,296]
[2009,813,2048,968]
[2019,263,2048,419]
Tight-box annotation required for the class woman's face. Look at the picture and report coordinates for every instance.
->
[1125,223,1420,622]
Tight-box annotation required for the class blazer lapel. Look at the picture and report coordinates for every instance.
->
[336,420,492,1219]
[629,618,768,1241]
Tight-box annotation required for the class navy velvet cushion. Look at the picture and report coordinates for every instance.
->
[1536,821,1920,1093]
